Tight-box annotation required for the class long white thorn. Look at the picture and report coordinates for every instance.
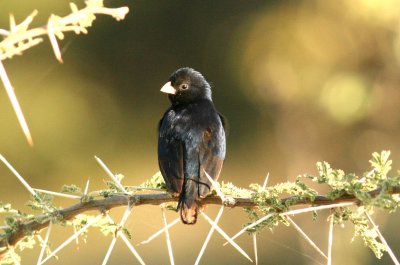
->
[102,206,133,265]
[201,211,253,262]
[138,218,180,245]
[195,206,225,265]
[105,214,145,265]
[262,173,270,189]
[37,221,53,265]
[252,233,258,265]
[0,156,54,211]
[365,213,400,265]
[33,188,81,199]
[102,237,117,265]
[204,170,225,201]
[94,156,127,193]
[73,223,79,245]
[84,180,90,195]
[162,207,175,265]
[0,154,36,196]
[224,201,354,246]
[47,15,63,63]
[0,60,33,146]
[120,233,146,265]
[10,249,20,265]
[40,214,102,264]
[327,214,334,265]
[287,216,328,260]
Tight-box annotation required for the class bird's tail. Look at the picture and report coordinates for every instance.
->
[178,178,198,225]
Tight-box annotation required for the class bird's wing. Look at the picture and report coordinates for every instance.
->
[198,121,226,198]
[158,115,184,194]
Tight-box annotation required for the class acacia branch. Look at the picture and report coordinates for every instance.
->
[1,185,399,260]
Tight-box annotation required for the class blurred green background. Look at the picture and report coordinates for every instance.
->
[0,0,399,264]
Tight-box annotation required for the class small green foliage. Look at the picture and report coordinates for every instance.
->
[164,203,179,212]
[99,189,115,198]
[61,184,81,194]
[27,193,55,212]
[141,172,167,190]
[370,151,392,179]
[0,203,17,214]
[246,151,399,258]
[122,227,132,239]
[349,210,386,258]
[105,180,123,192]
[218,182,253,197]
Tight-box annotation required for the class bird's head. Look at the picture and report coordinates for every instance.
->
[160,67,212,105]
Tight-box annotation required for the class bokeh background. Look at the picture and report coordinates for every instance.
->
[0,0,399,264]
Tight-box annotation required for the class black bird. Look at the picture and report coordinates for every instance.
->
[158,67,226,224]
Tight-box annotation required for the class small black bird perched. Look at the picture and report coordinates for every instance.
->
[158,67,226,224]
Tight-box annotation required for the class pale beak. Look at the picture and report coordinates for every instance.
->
[160,81,176,95]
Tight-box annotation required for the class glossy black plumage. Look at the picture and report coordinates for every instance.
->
[158,68,226,224]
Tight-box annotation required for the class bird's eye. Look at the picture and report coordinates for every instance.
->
[180,84,189,90]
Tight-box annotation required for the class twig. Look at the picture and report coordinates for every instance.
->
[1,187,399,260]
[162,207,175,265]
[195,206,225,265]
[365,213,400,265]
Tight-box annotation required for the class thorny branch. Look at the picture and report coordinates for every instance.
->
[0,0,129,145]
[1,185,399,260]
